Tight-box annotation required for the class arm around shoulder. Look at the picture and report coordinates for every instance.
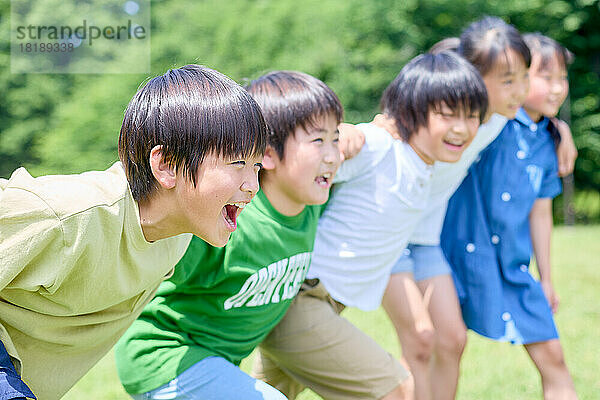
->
[553,118,578,177]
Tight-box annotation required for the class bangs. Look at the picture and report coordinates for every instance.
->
[381,51,488,141]
[459,16,531,76]
[247,71,343,159]
[156,67,268,184]
[119,64,268,201]
[423,60,489,123]
[524,33,574,72]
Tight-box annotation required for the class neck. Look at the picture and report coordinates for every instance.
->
[523,107,543,123]
[408,140,434,165]
[259,174,305,217]
[137,192,183,242]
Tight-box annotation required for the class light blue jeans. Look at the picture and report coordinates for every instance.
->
[130,356,287,400]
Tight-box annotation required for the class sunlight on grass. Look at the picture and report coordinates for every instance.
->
[63,226,600,399]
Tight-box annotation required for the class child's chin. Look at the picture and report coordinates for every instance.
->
[309,192,330,206]
[440,153,463,163]
[205,230,231,248]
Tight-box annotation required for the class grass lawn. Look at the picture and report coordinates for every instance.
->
[64,225,600,399]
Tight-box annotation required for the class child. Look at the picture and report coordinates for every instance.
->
[252,51,488,400]
[383,18,577,400]
[0,65,267,399]
[114,71,343,399]
[441,33,578,399]
[382,18,529,400]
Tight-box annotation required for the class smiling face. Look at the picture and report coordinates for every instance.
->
[175,151,263,247]
[261,113,341,216]
[482,48,530,119]
[523,53,569,122]
[409,103,480,164]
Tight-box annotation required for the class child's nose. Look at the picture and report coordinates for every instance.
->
[551,80,565,95]
[453,118,469,135]
[323,142,340,164]
[241,170,259,195]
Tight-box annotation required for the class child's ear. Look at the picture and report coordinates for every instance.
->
[261,146,279,171]
[149,145,177,189]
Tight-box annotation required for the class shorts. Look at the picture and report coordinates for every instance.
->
[390,244,452,281]
[130,356,285,400]
[0,341,35,400]
[252,279,410,400]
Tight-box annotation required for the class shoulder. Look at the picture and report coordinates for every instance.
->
[357,123,395,152]
[2,163,130,220]
[475,114,508,146]
[335,123,396,183]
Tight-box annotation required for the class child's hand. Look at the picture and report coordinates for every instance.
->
[541,280,560,313]
[553,118,578,177]
[372,114,402,140]
[338,123,365,161]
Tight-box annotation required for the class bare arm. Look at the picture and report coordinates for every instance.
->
[529,198,559,313]
[553,118,578,177]
[337,123,365,161]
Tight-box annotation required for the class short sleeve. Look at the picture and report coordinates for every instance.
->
[0,186,64,292]
[333,124,394,183]
[537,153,562,199]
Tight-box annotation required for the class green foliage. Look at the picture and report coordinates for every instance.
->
[1,0,599,193]
[555,188,600,223]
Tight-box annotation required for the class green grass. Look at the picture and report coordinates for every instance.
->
[64,225,600,399]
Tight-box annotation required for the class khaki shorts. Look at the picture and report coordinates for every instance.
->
[252,279,410,399]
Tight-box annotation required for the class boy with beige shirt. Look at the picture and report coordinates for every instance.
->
[0,64,267,399]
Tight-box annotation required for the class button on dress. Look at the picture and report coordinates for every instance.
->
[441,108,562,344]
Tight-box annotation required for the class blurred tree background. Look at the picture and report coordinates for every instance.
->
[1,0,599,222]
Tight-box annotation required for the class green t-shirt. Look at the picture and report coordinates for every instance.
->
[115,190,322,394]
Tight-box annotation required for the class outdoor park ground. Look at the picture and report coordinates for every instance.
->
[64,225,600,399]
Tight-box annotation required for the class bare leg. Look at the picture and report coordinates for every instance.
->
[383,272,435,400]
[381,377,415,400]
[417,275,466,400]
[524,339,577,400]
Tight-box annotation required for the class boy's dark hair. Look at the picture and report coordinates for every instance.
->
[523,32,574,71]
[458,16,531,76]
[380,51,488,141]
[245,71,343,160]
[118,64,267,202]
[429,37,460,54]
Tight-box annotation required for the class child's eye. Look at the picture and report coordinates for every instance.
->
[230,160,246,166]
[312,138,324,143]
[502,79,513,85]
[437,111,455,118]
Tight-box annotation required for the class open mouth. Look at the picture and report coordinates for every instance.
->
[221,202,246,231]
[315,172,333,188]
[443,138,466,151]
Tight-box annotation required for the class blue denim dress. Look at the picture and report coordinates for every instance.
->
[441,108,562,344]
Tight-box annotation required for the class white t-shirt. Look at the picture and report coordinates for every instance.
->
[409,114,508,245]
[306,123,433,310]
